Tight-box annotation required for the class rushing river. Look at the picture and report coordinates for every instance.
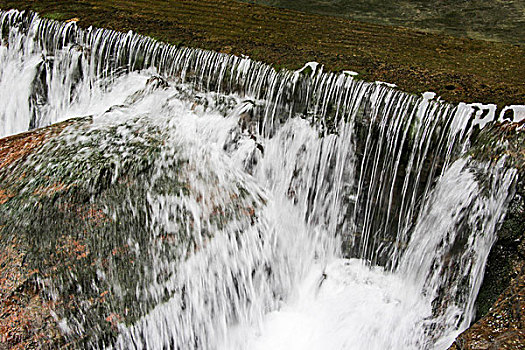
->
[0,10,519,349]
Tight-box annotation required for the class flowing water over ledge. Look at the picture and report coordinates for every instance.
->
[0,10,521,349]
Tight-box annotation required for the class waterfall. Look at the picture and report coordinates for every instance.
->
[0,9,519,350]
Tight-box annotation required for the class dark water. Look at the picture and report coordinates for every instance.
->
[244,0,525,45]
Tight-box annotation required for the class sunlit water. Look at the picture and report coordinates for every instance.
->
[0,10,520,349]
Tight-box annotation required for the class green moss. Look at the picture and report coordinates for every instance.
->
[41,12,68,21]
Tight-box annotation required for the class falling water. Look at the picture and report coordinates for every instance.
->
[0,9,519,350]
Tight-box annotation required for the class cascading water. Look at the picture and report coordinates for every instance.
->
[0,9,520,350]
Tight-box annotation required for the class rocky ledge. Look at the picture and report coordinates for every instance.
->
[0,0,523,108]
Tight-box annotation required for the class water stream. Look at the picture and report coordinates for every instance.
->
[0,10,519,350]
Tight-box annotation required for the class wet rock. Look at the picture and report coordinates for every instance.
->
[449,270,525,350]
[450,121,525,350]
[124,75,169,105]
[29,58,51,130]
[0,114,261,348]
[0,119,85,349]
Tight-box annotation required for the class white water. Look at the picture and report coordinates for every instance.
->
[105,91,512,350]
[0,9,519,350]
[223,158,514,350]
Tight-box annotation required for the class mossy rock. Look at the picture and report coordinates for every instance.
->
[0,113,261,348]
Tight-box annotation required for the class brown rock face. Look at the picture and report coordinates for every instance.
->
[0,122,75,349]
[0,241,62,349]
[0,119,80,170]
[449,270,525,350]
